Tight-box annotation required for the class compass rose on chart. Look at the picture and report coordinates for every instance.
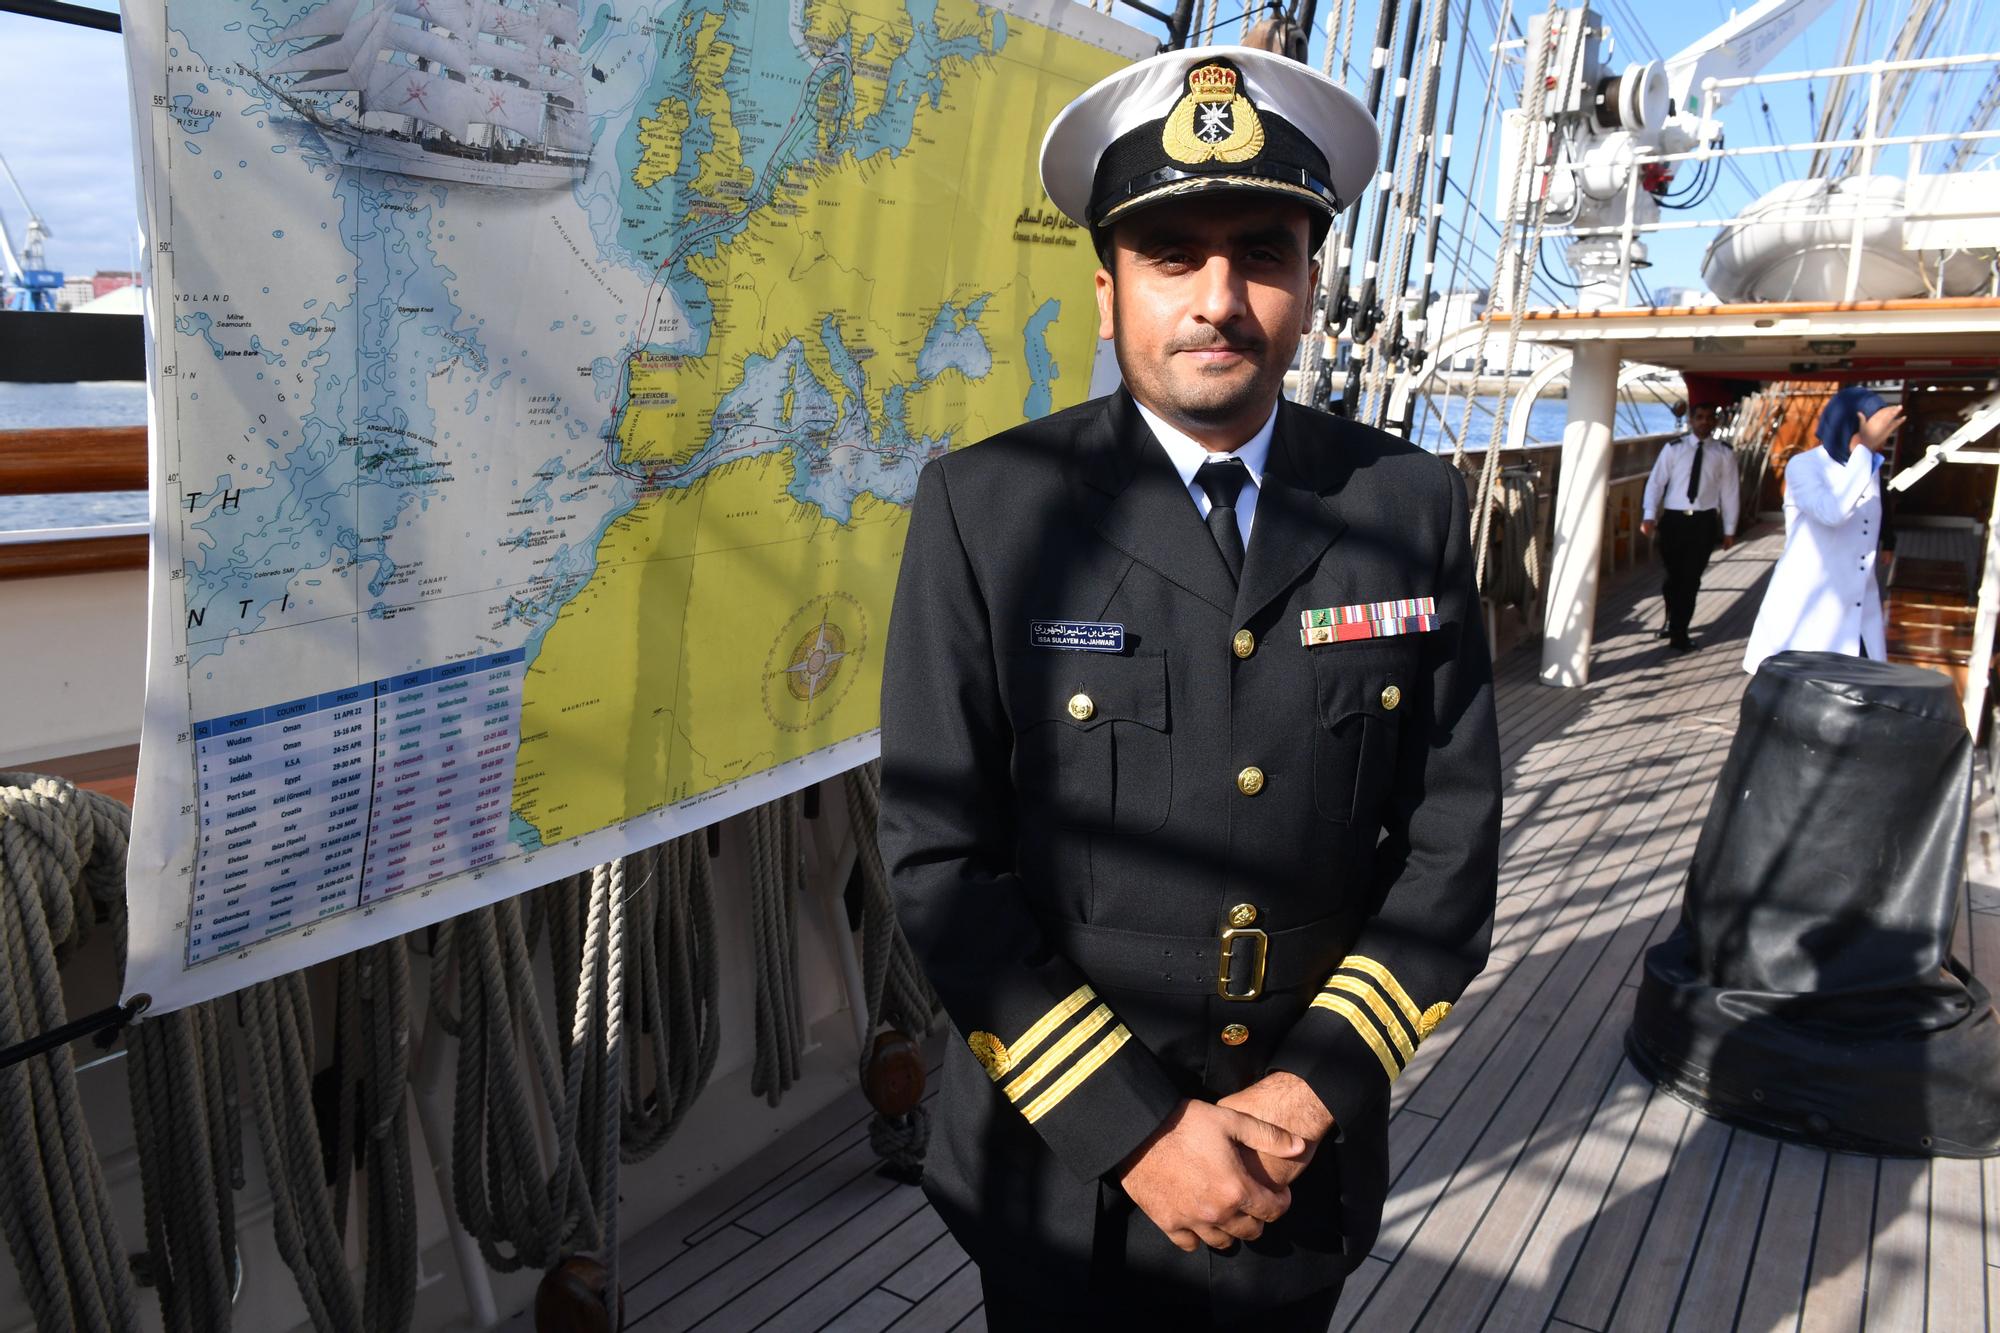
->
[784,609,847,705]
[763,593,867,732]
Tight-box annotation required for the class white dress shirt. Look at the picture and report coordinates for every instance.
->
[1134,399,1278,544]
[1642,433,1741,536]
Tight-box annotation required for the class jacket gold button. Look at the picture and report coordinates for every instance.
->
[1228,903,1258,928]
[1233,629,1256,659]
[1236,766,1265,796]
[1220,1023,1249,1046]
[1381,684,1402,711]
[1067,693,1094,721]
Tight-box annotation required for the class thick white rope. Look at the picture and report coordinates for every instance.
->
[126,999,240,1333]
[0,773,140,1333]
[331,941,418,1330]
[241,972,362,1332]
[843,763,940,1172]
[617,835,721,1163]
[747,796,806,1106]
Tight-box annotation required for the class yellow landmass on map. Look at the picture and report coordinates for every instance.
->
[513,0,1127,844]
[687,11,753,205]
[632,96,691,190]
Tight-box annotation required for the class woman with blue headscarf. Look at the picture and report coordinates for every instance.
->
[1744,386,1906,673]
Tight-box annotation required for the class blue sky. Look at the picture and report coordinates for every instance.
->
[2,1,1996,299]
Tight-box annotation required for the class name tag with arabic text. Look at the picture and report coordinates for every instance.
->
[1030,620,1126,653]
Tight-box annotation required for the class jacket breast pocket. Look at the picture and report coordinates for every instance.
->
[1004,651,1170,834]
[1310,640,1415,824]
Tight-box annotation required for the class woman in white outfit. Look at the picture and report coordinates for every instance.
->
[1743,387,1906,674]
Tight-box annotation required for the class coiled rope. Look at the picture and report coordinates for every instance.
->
[843,763,940,1174]
[126,998,240,1333]
[0,773,140,1333]
[240,941,420,1333]
[435,892,599,1272]
[746,795,806,1106]
[241,972,362,1332]
[615,835,721,1163]
[331,941,418,1331]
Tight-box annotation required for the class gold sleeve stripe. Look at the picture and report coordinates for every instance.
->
[1003,1003,1113,1102]
[999,984,1096,1076]
[1311,993,1402,1082]
[1340,956,1423,1029]
[1326,975,1416,1062]
[1021,1025,1132,1124]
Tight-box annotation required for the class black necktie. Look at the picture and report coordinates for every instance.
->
[1195,459,1248,583]
[1684,438,1702,507]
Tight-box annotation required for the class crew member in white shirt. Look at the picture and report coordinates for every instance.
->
[1640,402,1741,652]
[1743,387,1905,675]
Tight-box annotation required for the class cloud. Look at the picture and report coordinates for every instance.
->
[0,12,142,279]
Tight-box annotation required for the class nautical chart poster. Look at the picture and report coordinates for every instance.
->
[121,0,1148,1013]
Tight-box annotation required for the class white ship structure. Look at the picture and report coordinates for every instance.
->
[262,0,589,189]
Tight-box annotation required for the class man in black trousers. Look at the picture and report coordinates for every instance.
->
[878,44,1501,1332]
[1641,402,1740,652]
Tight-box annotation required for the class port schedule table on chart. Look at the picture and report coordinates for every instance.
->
[187,650,525,963]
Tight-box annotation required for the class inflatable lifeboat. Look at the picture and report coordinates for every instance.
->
[1700,174,1994,302]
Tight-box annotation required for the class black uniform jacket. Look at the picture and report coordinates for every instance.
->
[879,390,1501,1314]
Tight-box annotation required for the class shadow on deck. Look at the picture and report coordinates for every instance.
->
[595,525,2000,1333]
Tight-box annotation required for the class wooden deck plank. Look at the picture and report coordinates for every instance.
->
[881,1231,973,1304]
[751,1205,946,1333]
[1798,1151,1878,1333]
[1401,724,1719,1128]
[1328,1256,1390,1332]
[1481,1046,1655,1333]
[1862,1157,1930,1332]
[885,1260,982,1333]
[616,1227,763,1323]
[1669,1131,1780,1331]
[1928,1157,1987,1333]
[1552,1090,1693,1330]
[735,1137,899,1237]
[634,1170,909,1329]
[1386,948,1519,1116]
[1409,994,1635,1330]
[1376,731,1736,1274]
[819,1289,915,1333]
[1601,1113,1732,1333]
[1734,1142,1826,1333]
[1987,1151,2000,1272]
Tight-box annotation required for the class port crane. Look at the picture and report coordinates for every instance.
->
[0,150,62,312]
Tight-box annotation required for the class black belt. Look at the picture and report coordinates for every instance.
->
[1052,913,1356,1001]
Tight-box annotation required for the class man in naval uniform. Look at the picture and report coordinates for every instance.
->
[879,45,1501,1331]
[1640,402,1740,652]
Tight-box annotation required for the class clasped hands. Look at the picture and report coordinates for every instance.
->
[1114,1071,1334,1254]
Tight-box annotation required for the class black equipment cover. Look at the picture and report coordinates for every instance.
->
[1628,650,2000,1157]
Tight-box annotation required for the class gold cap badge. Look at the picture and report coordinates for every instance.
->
[968,1031,1011,1078]
[1163,60,1267,166]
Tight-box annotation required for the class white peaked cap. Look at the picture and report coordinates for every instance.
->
[1039,45,1378,231]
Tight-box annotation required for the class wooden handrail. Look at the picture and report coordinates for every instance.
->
[0,534,147,581]
[0,426,148,496]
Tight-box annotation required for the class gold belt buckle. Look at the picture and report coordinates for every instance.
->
[1217,927,1268,1001]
